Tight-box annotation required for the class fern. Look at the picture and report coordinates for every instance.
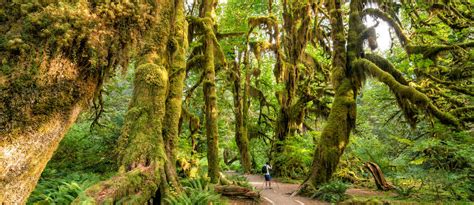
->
[311,181,348,203]
[164,178,226,205]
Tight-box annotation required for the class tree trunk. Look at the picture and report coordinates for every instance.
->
[77,60,169,204]
[215,185,260,199]
[365,162,394,191]
[162,0,188,191]
[306,0,360,186]
[200,0,220,183]
[0,104,86,203]
[232,61,252,173]
[271,0,312,177]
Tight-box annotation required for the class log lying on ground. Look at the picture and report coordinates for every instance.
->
[215,185,260,199]
[364,162,394,191]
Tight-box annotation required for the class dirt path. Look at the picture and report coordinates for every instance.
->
[226,172,396,205]
[245,174,327,205]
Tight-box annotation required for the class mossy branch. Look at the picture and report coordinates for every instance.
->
[364,54,409,85]
[353,58,461,128]
[186,54,205,72]
[406,41,474,57]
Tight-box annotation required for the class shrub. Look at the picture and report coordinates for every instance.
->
[311,181,348,203]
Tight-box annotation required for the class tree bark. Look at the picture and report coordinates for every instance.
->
[0,104,86,203]
[77,57,169,204]
[215,185,260,199]
[200,0,220,183]
[162,0,188,191]
[364,162,394,191]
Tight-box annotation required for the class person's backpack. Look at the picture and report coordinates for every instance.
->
[261,165,267,174]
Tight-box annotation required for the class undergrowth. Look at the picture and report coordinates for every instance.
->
[311,181,348,203]
[164,177,226,205]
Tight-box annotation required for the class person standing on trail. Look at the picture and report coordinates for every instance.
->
[262,162,272,189]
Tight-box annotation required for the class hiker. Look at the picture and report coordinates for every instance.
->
[262,162,272,189]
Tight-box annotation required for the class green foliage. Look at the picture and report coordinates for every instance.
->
[164,178,225,205]
[27,171,106,205]
[343,79,474,202]
[311,181,348,203]
[273,131,315,179]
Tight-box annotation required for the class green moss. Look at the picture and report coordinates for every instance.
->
[74,167,160,204]
[352,58,461,128]
[117,63,168,169]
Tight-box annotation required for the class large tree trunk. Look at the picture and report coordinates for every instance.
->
[77,0,187,202]
[200,0,220,183]
[306,0,352,186]
[0,104,87,203]
[77,60,169,203]
[271,0,312,177]
[306,0,364,186]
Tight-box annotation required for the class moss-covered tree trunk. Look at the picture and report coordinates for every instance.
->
[231,60,252,173]
[306,0,353,186]
[0,96,91,203]
[162,0,188,191]
[200,0,220,183]
[76,56,169,204]
[77,0,188,202]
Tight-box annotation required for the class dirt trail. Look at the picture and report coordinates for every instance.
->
[226,172,394,205]
[245,174,327,205]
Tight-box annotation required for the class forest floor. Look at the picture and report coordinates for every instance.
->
[226,172,398,205]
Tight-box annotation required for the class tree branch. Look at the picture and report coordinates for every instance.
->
[353,58,461,128]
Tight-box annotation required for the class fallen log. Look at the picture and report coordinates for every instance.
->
[364,162,394,191]
[215,185,260,199]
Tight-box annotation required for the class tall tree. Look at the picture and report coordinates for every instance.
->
[0,1,157,202]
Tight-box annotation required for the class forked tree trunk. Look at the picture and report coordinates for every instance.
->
[306,0,353,186]
[365,162,394,191]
